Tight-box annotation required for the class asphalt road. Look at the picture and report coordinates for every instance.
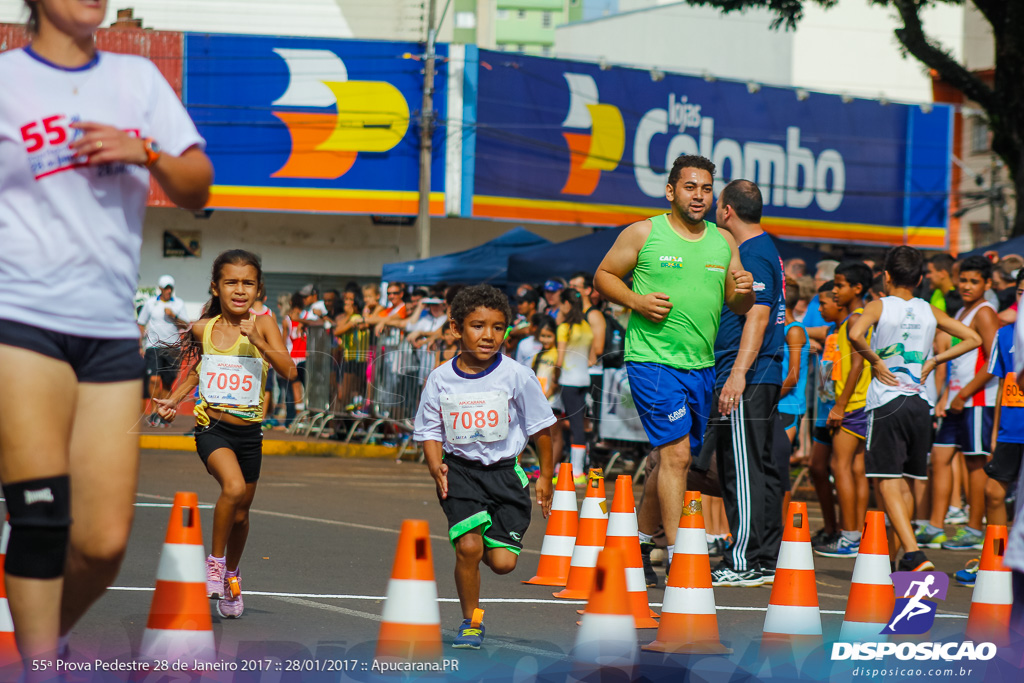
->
[5,449,1018,683]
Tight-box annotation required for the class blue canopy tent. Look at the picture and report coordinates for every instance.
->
[381,227,551,287]
[961,234,1024,259]
[506,226,828,286]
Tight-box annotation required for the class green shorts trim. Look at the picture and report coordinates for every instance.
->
[449,510,492,547]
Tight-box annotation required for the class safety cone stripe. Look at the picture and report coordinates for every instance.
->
[580,499,607,518]
[0,521,8,553]
[380,580,442,624]
[376,622,443,657]
[155,544,207,583]
[607,512,638,537]
[840,620,889,642]
[850,553,893,586]
[967,603,1012,625]
[576,614,638,639]
[624,568,646,592]
[0,600,10,632]
[540,535,577,558]
[973,571,1013,605]
[146,581,213,630]
[767,570,819,607]
[140,629,215,659]
[663,587,716,615]
[845,584,895,621]
[776,541,815,571]
[676,528,708,553]
[552,490,578,512]
[764,605,822,635]
[668,555,712,588]
[570,545,601,567]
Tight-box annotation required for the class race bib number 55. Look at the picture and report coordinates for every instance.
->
[200,355,263,407]
[439,391,510,444]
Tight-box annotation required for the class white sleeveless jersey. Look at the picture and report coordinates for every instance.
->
[0,48,204,338]
[947,300,998,408]
[867,297,937,410]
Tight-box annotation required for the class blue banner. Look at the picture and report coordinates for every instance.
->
[470,51,950,247]
[184,34,447,215]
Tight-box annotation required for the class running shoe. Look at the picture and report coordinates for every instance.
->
[941,527,984,551]
[640,541,659,589]
[760,567,776,585]
[813,535,860,558]
[572,474,587,487]
[897,551,935,572]
[811,530,841,552]
[452,609,485,649]
[710,562,764,587]
[206,556,225,599]
[914,527,947,549]
[954,558,980,586]
[707,537,718,556]
[945,506,969,525]
[217,572,243,618]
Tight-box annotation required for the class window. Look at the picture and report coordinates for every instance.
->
[497,43,508,52]
[542,11,552,28]
[455,11,476,29]
[496,9,509,20]
[517,43,526,52]
[542,45,552,57]
[517,9,527,19]
[970,116,990,154]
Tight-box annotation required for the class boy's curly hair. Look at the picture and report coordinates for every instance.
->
[450,284,512,327]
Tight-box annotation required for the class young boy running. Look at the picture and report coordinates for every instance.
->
[815,262,873,558]
[414,285,556,649]
[849,246,979,571]
[926,255,1000,551]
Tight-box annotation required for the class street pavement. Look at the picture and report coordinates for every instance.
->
[6,449,1015,682]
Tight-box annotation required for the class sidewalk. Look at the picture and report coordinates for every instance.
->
[137,414,401,459]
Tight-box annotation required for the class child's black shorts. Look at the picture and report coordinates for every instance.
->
[985,442,1023,484]
[865,394,932,480]
[195,420,263,483]
[439,453,532,554]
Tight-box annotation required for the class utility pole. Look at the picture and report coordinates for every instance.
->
[417,0,438,260]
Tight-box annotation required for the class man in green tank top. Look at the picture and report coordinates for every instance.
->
[595,154,754,578]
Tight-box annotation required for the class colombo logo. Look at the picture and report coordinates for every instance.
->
[560,73,624,196]
[270,48,410,179]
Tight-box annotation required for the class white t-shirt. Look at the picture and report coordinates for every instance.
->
[414,354,557,465]
[137,295,189,347]
[0,48,205,339]
[515,336,542,367]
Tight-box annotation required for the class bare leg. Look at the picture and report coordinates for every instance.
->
[831,430,861,532]
[482,547,518,575]
[853,444,869,531]
[706,496,728,536]
[637,455,661,537]
[965,455,989,531]
[986,479,1010,526]
[954,450,968,510]
[878,478,920,553]
[657,436,692,547]
[454,531,484,619]
[928,445,957,527]
[205,448,250,561]
[809,440,837,533]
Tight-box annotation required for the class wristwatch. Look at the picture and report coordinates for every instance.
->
[142,138,162,167]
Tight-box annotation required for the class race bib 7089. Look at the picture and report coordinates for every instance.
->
[439,390,510,444]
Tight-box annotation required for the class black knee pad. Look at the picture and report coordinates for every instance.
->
[3,475,71,579]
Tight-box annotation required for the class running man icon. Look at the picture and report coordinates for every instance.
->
[882,571,950,635]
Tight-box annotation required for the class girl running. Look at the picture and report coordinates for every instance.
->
[0,0,212,674]
[155,250,296,618]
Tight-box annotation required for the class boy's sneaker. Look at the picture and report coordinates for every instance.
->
[810,528,835,548]
[915,527,947,549]
[453,609,485,649]
[640,542,659,589]
[206,556,225,599]
[941,527,984,551]
[710,562,764,587]
[217,572,243,618]
[813,534,859,558]
[897,551,935,572]
[945,507,969,525]
[954,558,980,587]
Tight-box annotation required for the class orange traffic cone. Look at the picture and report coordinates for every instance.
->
[571,548,638,682]
[0,519,19,666]
[643,491,731,654]
[966,524,1011,646]
[554,469,608,600]
[376,520,442,661]
[840,511,895,641]
[604,475,658,628]
[523,463,579,586]
[140,492,215,663]
[761,502,821,660]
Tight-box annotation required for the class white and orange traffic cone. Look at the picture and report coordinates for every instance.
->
[604,475,658,628]
[0,519,18,667]
[966,524,1011,647]
[376,520,442,661]
[571,548,638,682]
[140,492,215,663]
[840,511,894,641]
[554,469,608,600]
[523,463,579,587]
[761,502,822,661]
[643,491,731,654]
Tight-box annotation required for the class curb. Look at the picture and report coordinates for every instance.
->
[139,434,400,459]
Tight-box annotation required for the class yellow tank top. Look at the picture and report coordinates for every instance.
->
[834,308,871,412]
[194,315,268,426]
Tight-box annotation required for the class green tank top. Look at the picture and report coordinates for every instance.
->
[625,214,731,369]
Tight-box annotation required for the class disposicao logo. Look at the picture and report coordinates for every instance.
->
[883,571,947,635]
[560,73,625,196]
[270,48,410,179]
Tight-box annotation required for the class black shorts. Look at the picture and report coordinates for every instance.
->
[865,394,932,480]
[0,318,144,383]
[985,442,1024,484]
[812,425,832,445]
[144,347,181,389]
[779,411,801,433]
[195,420,264,483]
[439,454,532,554]
[773,410,793,493]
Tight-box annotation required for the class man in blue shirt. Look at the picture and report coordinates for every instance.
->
[703,179,786,587]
